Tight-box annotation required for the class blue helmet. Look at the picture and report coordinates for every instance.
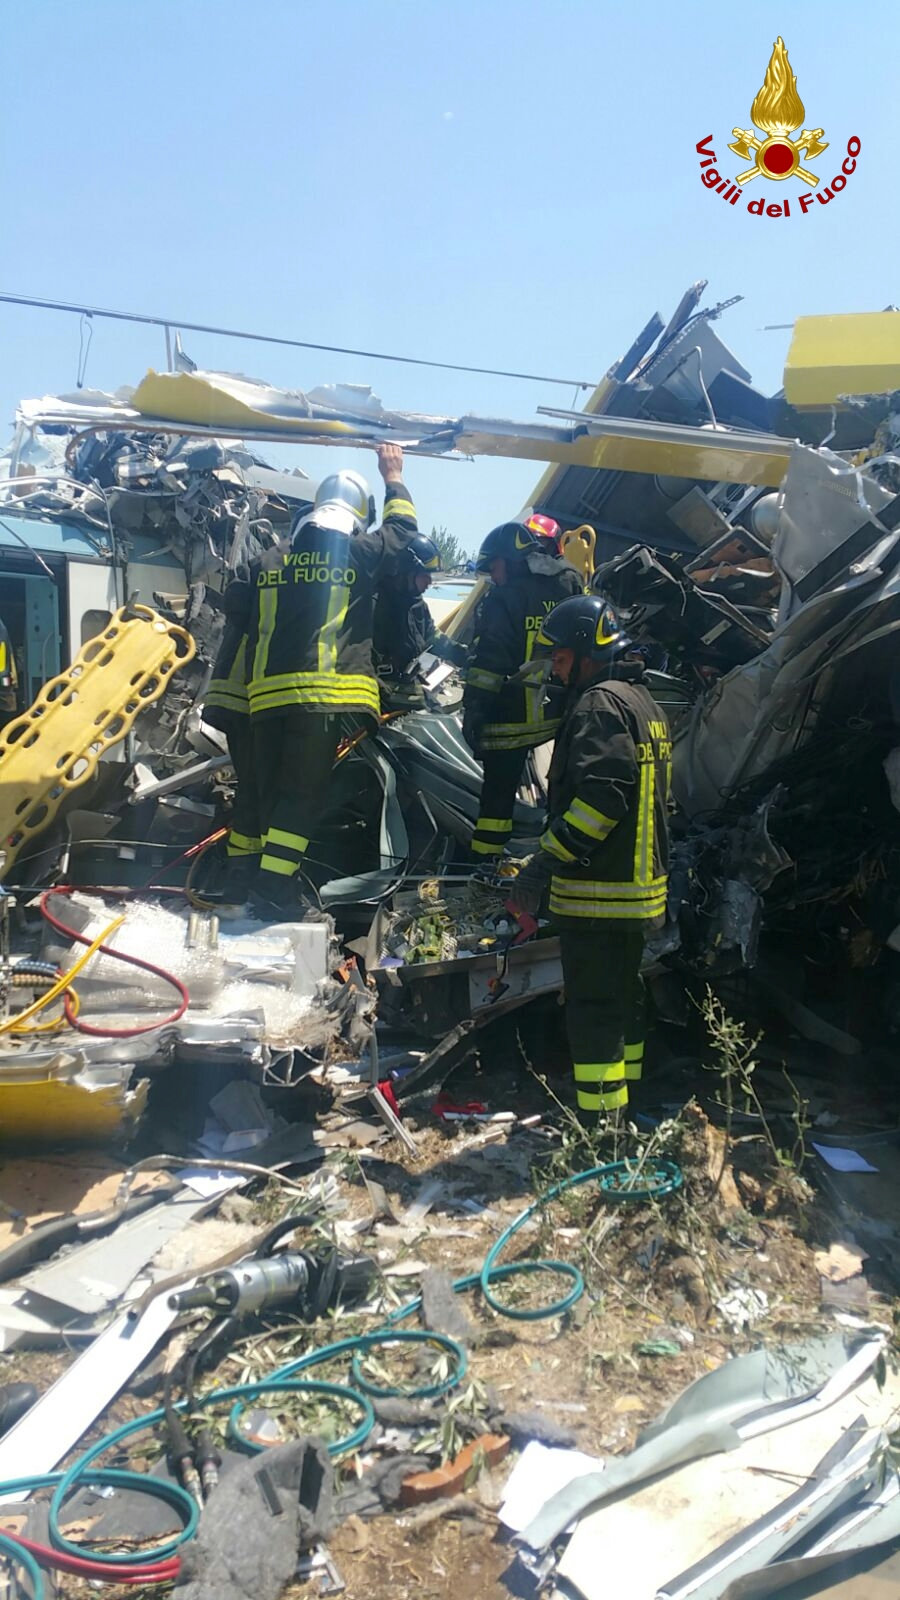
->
[399,533,441,575]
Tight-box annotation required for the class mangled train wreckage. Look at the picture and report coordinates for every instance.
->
[3,282,900,1128]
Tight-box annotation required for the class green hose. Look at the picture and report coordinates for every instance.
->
[48,1380,374,1568]
[0,1530,43,1599]
[0,1152,682,1576]
[480,1157,682,1320]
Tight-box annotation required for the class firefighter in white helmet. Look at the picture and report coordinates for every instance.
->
[242,444,419,911]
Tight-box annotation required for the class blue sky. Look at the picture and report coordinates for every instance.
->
[1,0,896,552]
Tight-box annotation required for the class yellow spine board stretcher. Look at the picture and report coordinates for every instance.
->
[559,525,596,585]
[0,604,196,875]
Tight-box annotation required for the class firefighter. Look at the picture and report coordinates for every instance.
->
[522,511,563,553]
[373,532,440,692]
[0,614,19,730]
[507,594,671,1123]
[246,443,418,910]
[203,570,260,894]
[462,520,582,861]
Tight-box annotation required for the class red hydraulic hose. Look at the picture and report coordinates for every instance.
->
[40,886,190,1038]
[0,1526,180,1583]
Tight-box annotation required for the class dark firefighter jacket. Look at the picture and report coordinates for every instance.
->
[373,581,436,679]
[204,575,253,732]
[0,617,17,693]
[540,674,671,926]
[235,482,417,724]
[245,481,418,722]
[0,615,18,722]
[463,553,583,750]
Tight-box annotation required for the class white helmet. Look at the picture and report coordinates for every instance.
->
[312,470,374,535]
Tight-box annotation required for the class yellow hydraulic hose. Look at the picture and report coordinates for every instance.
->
[0,915,125,1036]
[10,986,82,1034]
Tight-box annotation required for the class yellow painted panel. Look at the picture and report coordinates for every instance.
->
[457,427,790,487]
[132,371,358,435]
[784,313,900,408]
[0,1077,148,1144]
[528,375,618,506]
[131,370,789,485]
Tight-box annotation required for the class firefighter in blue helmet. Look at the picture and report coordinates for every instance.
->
[373,532,440,697]
[508,594,671,1124]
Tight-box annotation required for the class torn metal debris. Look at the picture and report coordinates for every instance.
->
[2,288,900,1600]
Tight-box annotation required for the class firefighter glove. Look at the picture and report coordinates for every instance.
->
[507,852,551,917]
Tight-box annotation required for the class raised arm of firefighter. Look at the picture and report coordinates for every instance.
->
[374,443,419,566]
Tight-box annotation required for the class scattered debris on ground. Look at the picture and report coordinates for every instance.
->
[2,287,900,1597]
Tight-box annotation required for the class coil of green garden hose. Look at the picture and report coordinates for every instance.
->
[0,1153,682,1576]
[0,1530,44,1599]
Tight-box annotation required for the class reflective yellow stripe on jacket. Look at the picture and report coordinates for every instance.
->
[480,719,562,751]
[467,666,505,694]
[248,670,381,716]
[205,638,249,715]
[318,580,352,674]
[563,797,617,844]
[549,746,664,920]
[549,876,667,920]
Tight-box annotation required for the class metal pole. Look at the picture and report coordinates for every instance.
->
[164,324,173,372]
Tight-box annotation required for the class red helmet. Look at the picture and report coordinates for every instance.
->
[524,513,561,550]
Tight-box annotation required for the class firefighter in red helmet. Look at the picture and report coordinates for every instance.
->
[523,512,562,553]
[462,520,582,861]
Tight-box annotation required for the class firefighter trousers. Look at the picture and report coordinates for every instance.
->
[471,748,528,859]
[224,719,262,864]
[252,713,341,899]
[560,924,646,1114]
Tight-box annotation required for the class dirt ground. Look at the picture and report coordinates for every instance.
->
[0,1041,890,1600]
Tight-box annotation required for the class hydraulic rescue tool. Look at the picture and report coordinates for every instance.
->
[168,1247,375,1319]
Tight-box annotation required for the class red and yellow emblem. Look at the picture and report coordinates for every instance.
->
[729,37,828,187]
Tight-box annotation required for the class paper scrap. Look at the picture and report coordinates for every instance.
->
[811,1143,878,1174]
[814,1239,869,1283]
[403,1178,448,1226]
[176,1167,246,1198]
[716,1288,769,1331]
[498,1440,603,1535]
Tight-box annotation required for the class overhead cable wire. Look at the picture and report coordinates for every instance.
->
[0,290,598,391]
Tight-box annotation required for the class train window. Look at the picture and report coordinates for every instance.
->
[81,609,112,645]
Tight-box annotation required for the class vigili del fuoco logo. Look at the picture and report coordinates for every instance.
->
[696,37,860,218]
